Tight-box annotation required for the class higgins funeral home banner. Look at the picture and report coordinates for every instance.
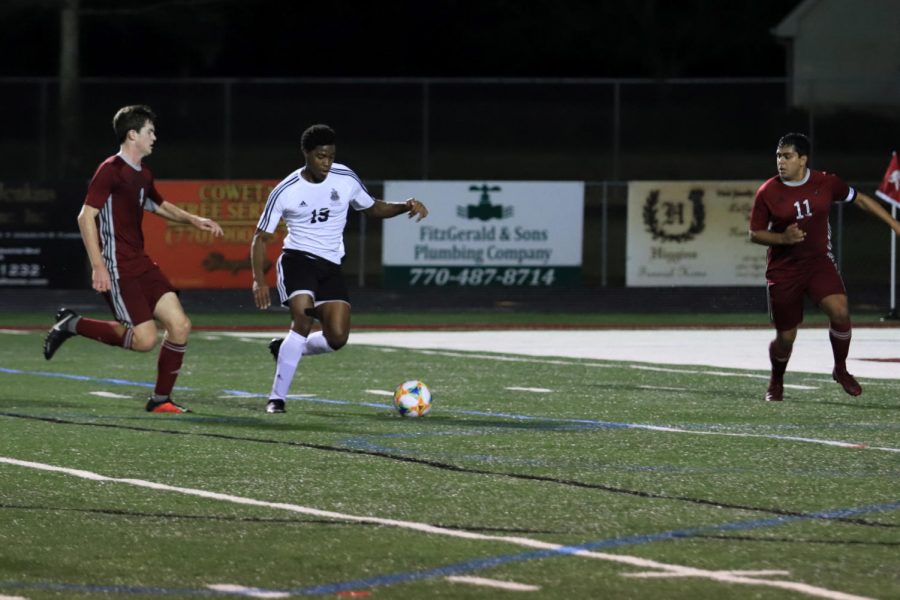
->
[626,180,766,287]
[144,180,282,288]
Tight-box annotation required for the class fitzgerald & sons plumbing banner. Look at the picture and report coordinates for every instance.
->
[144,180,283,288]
[626,180,766,287]
[382,181,584,287]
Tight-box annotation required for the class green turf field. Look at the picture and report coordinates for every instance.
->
[0,316,897,599]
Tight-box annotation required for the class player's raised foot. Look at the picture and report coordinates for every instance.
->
[268,337,283,361]
[765,380,783,402]
[43,308,79,360]
[145,397,192,413]
[266,399,286,414]
[832,368,862,396]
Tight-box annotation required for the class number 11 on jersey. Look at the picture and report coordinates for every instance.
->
[793,199,812,219]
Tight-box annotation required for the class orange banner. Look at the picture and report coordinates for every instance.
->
[143,180,284,288]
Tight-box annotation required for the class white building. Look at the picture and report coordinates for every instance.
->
[772,0,900,108]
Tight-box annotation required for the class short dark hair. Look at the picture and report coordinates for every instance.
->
[301,124,336,152]
[777,132,811,158]
[113,105,156,144]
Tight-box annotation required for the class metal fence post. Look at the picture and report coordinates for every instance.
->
[223,79,232,178]
[421,80,430,180]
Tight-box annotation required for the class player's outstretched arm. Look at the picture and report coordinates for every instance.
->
[155,200,224,237]
[854,192,900,236]
[364,198,428,221]
[250,229,273,310]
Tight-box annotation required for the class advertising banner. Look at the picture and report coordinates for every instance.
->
[626,180,766,287]
[0,181,85,288]
[143,180,282,288]
[383,181,584,287]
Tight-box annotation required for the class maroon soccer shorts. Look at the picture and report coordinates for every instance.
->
[766,257,847,331]
[103,266,177,327]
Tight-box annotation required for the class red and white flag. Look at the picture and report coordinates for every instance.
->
[875,151,900,209]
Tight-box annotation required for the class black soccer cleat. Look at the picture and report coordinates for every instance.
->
[145,397,192,413]
[266,399,286,414]
[43,308,79,360]
[268,337,283,361]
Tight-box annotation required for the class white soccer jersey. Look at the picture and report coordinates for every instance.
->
[256,163,375,264]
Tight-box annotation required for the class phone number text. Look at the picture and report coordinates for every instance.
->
[408,267,556,287]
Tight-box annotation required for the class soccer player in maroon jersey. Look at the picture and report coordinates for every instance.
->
[43,105,224,413]
[750,133,900,402]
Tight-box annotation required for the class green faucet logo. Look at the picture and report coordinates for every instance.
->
[458,184,514,221]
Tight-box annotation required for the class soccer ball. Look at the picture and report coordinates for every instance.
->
[393,380,432,417]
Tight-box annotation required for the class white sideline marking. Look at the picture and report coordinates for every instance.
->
[624,569,790,579]
[207,584,289,598]
[0,456,874,600]
[632,365,817,389]
[0,329,30,336]
[445,576,540,591]
[365,389,394,396]
[0,594,29,600]
[632,425,886,451]
[223,328,900,379]
[89,391,131,399]
[348,329,900,380]
[506,386,553,393]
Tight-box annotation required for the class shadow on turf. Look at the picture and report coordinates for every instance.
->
[0,503,565,534]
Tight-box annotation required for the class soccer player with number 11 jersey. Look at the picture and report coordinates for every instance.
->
[750,133,900,402]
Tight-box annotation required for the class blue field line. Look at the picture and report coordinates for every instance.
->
[3,367,896,451]
[253,498,900,596]
[3,499,898,597]
[222,389,645,429]
[0,367,188,391]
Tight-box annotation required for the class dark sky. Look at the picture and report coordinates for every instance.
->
[2,0,803,78]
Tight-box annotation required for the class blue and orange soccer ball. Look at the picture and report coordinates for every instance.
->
[393,380,432,417]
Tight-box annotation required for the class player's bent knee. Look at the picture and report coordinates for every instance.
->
[325,331,348,351]
[131,333,158,352]
[172,316,191,339]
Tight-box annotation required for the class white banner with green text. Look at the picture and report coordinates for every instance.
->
[383,181,584,287]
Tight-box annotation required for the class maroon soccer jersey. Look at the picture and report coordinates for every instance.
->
[84,154,165,278]
[749,169,856,270]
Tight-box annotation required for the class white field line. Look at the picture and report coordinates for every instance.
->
[365,389,394,396]
[89,391,131,399]
[206,584,289,598]
[0,329,30,335]
[346,329,900,380]
[630,365,816,388]
[0,594,29,600]
[445,576,540,591]
[628,425,893,452]
[0,456,874,600]
[624,569,790,579]
[505,386,553,393]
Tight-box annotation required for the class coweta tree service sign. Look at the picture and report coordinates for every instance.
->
[627,180,766,287]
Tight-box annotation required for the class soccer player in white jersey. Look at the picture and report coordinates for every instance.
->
[250,124,428,413]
